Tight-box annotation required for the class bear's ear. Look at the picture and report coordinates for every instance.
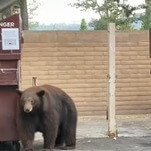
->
[16,89,23,96]
[37,90,45,97]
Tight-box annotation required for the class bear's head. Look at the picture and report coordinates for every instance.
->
[17,87,45,113]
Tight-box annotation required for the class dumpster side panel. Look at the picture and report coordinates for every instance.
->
[0,86,19,141]
[0,14,22,142]
[0,60,18,85]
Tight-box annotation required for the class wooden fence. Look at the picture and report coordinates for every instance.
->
[21,30,151,116]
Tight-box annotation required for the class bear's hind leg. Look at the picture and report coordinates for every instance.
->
[55,124,65,149]
[63,125,76,150]
[63,112,77,150]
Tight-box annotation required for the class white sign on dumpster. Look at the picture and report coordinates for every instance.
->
[2,28,19,50]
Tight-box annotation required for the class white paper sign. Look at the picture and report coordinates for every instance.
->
[2,28,19,50]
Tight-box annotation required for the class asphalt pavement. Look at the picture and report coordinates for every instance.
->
[30,114,151,151]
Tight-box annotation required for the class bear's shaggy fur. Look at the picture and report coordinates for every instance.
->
[16,84,77,151]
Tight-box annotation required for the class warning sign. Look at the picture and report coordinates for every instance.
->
[2,28,19,50]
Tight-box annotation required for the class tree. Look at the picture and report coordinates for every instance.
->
[20,0,29,30]
[70,0,140,30]
[80,19,88,30]
[19,0,40,30]
[140,0,151,29]
[27,0,40,30]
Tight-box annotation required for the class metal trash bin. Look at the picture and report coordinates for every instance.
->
[0,14,23,151]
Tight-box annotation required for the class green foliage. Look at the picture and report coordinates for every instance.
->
[80,19,88,30]
[29,21,39,30]
[89,17,113,30]
[70,0,140,30]
[140,0,151,30]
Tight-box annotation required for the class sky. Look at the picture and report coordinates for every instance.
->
[29,0,145,25]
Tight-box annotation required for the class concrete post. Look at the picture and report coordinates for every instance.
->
[108,23,117,138]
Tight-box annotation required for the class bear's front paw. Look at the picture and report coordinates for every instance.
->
[62,145,76,150]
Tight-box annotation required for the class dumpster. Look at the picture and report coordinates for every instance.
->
[0,14,22,151]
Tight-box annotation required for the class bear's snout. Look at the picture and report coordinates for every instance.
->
[24,108,31,113]
[24,103,33,113]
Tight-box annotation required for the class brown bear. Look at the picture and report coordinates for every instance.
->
[16,84,77,151]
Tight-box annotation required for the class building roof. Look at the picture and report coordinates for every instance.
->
[0,0,18,11]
